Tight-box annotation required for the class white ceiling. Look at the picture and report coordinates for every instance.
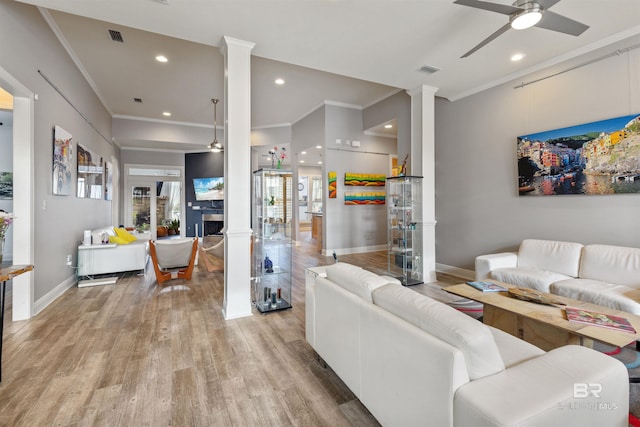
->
[14,0,640,159]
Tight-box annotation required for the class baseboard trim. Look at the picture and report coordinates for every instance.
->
[323,244,387,257]
[436,263,474,280]
[34,274,76,316]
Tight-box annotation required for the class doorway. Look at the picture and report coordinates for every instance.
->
[125,165,184,240]
[0,68,35,321]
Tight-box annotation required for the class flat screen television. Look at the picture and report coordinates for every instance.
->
[193,177,224,201]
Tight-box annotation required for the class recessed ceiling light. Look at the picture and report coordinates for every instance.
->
[299,160,305,163]
[511,53,525,62]
[384,124,393,129]
[275,78,285,85]
[162,112,171,117]
[156,55,168,63]
[301,151,307,155]
[318,161,323,165]
[316,145,322,149]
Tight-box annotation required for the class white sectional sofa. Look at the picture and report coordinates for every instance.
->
[77,226,149,277]
[476,239,640,314]
[305,262,629,427]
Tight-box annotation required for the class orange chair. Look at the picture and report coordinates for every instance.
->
[149,237,198,284]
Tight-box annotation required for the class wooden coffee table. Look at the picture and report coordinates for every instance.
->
[445,281,640,351]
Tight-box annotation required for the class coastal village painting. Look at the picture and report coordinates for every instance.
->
[517,113,640,196]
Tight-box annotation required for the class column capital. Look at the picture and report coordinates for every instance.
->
[220,36,256,56]
[406,84,439,97]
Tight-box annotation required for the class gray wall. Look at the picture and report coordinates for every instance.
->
[1,0,116,301]
[324,105,396,253]
[435,44,640,272]
[363,90,410,160]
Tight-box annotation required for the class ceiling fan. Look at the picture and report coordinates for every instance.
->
[454,0,589,58]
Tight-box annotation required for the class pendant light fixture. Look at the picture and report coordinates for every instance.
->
[210,98,223,153]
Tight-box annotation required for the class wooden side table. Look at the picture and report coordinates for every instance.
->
[0,265,34,382]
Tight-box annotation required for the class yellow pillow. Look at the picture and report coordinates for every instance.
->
[115,227,137,243]
[109,235,129,245]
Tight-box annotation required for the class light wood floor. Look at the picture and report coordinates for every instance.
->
[0,234,460,426]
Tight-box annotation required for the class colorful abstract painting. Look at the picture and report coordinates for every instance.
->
[328,171,336,198]
[53,125,73,196]
[344,191,385,205]
[518,113,640,195]
[344,172,386,186]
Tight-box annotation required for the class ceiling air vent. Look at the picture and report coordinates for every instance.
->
[108,29,124,43]
[133,98,143,103]
[419,65,440,75]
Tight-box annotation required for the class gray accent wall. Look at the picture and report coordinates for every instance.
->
[435,43,640,272]
[323,105,396,253]
[1,0,116,301]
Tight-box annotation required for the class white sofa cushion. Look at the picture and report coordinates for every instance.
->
[372,283,505,380]
[453,345,629,427]
[490,267,572,293]
[579,244,640,288]
[488,326,544,368]
[517,239,583,277]
[325,263,398,303]
[550,279,640,315]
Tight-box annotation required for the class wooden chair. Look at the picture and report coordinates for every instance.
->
[149,237,198,284]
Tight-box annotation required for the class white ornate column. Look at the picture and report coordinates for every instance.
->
[220,36,255,319]
[408,85,438,283]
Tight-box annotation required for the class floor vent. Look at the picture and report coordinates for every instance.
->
[108,29,124,43]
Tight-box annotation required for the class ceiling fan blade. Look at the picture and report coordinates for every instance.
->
[536,0,561,9]
[536,10,589,36]
[461,22,512,58]
[453,0,521,16]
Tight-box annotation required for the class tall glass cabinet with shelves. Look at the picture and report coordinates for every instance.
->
[252,168,293,313]
[386,176,423,286]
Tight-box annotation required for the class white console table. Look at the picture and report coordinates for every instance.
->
[77,244,119,287]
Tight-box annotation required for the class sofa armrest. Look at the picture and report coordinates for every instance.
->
[474,252,517,280]
[454,345,629,427]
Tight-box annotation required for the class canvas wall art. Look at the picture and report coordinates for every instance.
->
[328,171,336,198]
[0,172,12,199]
[344,191,385,205]
[344,172,386,186]
[53,125,73,196]
[105,161,113,201]
[517,113,640,196]
[77,144,103,199]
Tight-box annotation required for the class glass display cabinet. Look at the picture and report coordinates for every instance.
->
[386,176,423,286]
[252,168,293,313]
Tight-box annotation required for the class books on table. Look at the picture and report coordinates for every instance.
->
[565,307,637,334]
[466,281,508,292]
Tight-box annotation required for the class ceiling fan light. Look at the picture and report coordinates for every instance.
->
[511,10,542,30]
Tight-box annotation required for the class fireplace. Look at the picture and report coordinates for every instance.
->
[202,213,223,236]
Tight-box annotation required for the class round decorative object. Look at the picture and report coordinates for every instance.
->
[298,182,304,191]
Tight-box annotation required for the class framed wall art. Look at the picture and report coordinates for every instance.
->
[105,161,113,201]
[0,172,12,199]
[344,191,385,205]
[53,125,73,196]
[77,144,103,199]
[344,172,386,186]
[328,171,336,198]
[517,113,640,196]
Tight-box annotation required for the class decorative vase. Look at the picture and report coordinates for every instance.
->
[277,159,281,169]
[0,237,4,265]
